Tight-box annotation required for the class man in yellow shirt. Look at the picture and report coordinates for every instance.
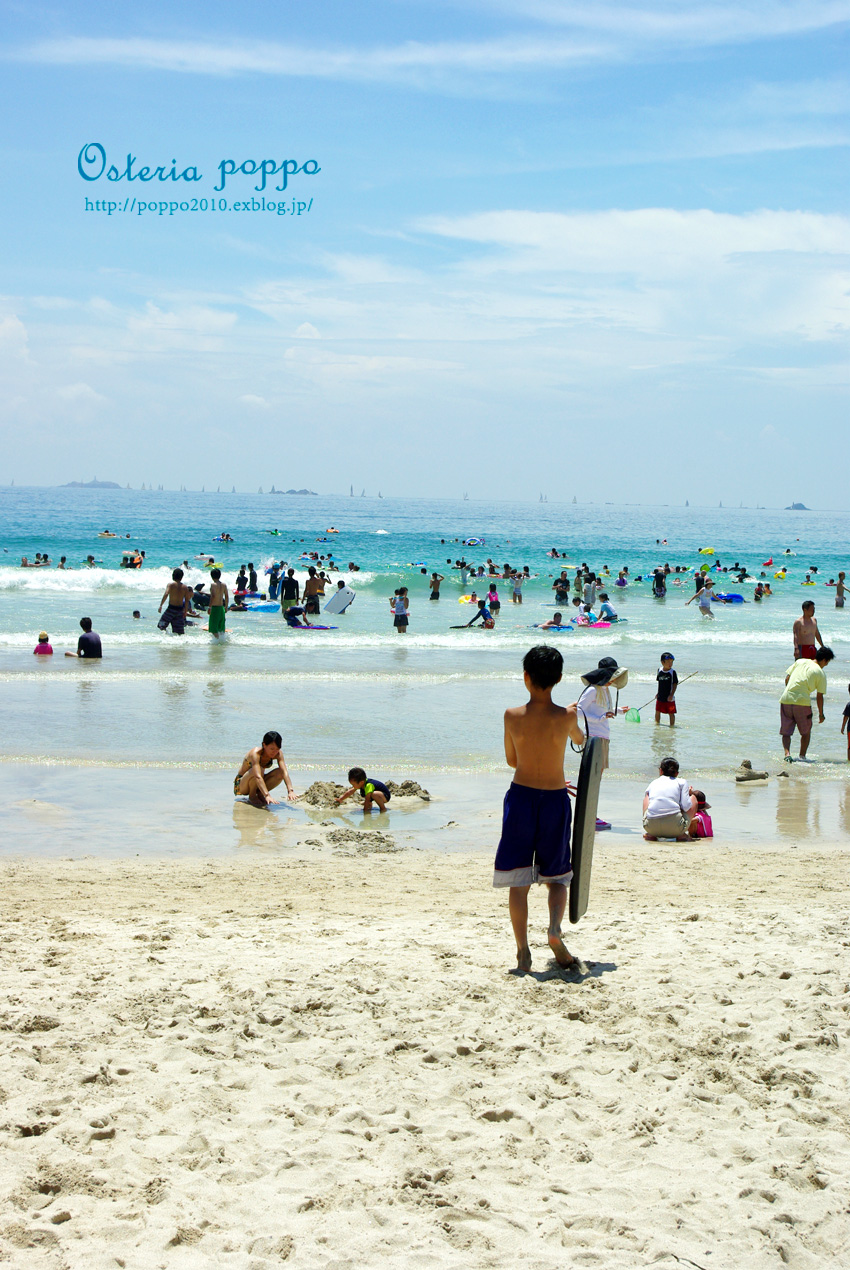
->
[780,647,834,762]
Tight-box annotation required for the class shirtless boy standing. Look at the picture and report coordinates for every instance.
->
[208,568,229,638]
[793,601,824,660]
[234,731,296,808]
[158,568,188,634]
[493,645,586,973]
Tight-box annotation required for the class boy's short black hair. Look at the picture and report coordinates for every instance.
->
[817,646,835,664]
[660,757,679,776]
[80,617,92,631]
[172,568,184,581]
[262,731,282,748]
[211,568,221,580]
[523,645,563,689]
[348,766,367,784]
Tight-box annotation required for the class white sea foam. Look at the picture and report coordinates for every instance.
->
[0,565,377,595]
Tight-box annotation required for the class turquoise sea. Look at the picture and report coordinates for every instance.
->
[1,487,848,783]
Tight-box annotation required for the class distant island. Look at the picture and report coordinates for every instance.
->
[61,479,122,489]
[271,488,318,496]
[785,502,810,511]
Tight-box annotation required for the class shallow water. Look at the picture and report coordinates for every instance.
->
[1,488,848,782]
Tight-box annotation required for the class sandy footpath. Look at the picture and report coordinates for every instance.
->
[1,844,849,1269]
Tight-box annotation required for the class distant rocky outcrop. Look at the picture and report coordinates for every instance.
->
[61,479,121,489]
[271,488,318,496]
[785,502,809,510]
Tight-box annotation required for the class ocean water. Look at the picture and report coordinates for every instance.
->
[1,487,848,783]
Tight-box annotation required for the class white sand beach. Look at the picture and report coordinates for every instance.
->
[2,840,849,1269]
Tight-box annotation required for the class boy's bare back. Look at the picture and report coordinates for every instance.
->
[505,698,573,789]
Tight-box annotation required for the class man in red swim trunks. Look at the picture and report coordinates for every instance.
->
[793,601,824,661]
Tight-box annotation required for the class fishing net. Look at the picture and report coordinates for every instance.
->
[625,707,641,722]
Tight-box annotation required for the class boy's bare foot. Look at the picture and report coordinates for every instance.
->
[516,946,532,973]
[248,792,269,810]
[547,931,576,967]
[643,833,657,841]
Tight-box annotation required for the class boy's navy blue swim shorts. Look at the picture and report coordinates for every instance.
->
[493,783,572,887]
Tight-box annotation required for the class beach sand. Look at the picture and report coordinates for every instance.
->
[2,841,849,1268]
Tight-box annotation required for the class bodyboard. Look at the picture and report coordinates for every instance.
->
[569,736,605,924]
[324,585,356,614]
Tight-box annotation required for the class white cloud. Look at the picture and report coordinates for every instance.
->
[492,1,850,43]
[283,347,461,379]
[294,322,321,339]
[0,314,30,361]
[239,393,269,407]
[56,382,106,404]
[16,5,850,84]
[418,207,850,272]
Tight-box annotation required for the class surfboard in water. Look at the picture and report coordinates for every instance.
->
[569,736,605,924]
[324,585,356,614]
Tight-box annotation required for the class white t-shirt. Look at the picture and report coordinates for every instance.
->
[697,587,713,609]
[577,686,612,739]
[583,582,597,606]
[645,775,692,818]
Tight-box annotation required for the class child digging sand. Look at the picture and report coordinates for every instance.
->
[493,645,585,973]
[336,768,392,813]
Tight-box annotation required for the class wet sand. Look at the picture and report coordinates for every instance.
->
[2,761,849,859]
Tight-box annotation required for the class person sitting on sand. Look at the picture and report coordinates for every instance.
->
[65,617,102,659]
[234,731,296,808]
[643,757,697,841]
[689,792,713,839]
[493,645,586,973]
[336,767,391,813]
[33,631,53,656]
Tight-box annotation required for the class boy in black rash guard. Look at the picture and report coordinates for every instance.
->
[336,767,391,813]
[655,652,679,726]
[65,617,102,658]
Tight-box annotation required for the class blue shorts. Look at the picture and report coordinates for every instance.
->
[493,783,572,888]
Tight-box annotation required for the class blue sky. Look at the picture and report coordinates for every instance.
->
[1,2,848,504]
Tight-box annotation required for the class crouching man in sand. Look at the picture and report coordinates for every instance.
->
[494,645,586,973]
[234,731,296,808]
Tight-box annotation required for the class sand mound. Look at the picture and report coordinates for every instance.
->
[327,828,399,853]
[301,780,430,807]
[300,781,347,807]
[386,780,430,800]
